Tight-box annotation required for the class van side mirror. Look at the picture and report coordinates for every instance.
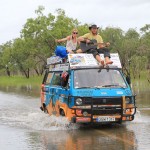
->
[126,76,131,85]
[41,85,49,92]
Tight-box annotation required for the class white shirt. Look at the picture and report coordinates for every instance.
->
[66,36,77,51]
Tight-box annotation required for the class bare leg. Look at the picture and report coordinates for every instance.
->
[76,49,83,53]
[96,55,104,65]
[67,49,75,54]
[105,57,113,65]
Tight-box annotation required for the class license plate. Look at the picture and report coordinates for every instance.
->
[96,116,115,122]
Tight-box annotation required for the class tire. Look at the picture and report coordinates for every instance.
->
[60,109,65,116]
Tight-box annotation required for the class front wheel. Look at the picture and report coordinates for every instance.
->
[60,109,65,116]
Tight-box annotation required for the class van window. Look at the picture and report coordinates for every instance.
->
[74,69,127,88]
[44,72,52,85]
[51,73,61,86]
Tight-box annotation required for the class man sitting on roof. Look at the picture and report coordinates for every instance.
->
[76,24,113,65]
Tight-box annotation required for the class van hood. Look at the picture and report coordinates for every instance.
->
[71,88,132,97]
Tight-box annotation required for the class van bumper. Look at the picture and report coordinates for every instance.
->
[71,114,135,124]
[70,96,136,124]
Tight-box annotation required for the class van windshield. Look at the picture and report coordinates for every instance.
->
[74,69,127,89]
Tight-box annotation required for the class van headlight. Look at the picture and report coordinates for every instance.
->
[75,98,83,105]
[125,97,131,104]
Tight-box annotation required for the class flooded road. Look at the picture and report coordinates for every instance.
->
[0,80,150,150]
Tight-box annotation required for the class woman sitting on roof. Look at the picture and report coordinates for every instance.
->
[55,29,80,54]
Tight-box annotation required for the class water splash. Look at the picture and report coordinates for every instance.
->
[25,112,79,131]
[0,109,79,131]
[133,109,143,123]
[131,109,150,124]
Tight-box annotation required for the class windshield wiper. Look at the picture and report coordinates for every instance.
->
[94,85,125,88]
[75,86,92,89]
[101,84,125,88]
[102,84,116,87]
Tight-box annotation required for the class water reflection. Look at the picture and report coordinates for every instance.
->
[131,80,150,120]
[28,125,137,150]
[0,85,40,97]
[132,80,150,108]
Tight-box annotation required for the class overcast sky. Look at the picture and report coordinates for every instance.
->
[0,0,150,45]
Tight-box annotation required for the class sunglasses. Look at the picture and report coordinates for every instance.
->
[73,32,78,34]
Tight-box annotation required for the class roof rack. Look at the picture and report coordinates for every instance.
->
[49,63,69,72]
[46,53,122,71]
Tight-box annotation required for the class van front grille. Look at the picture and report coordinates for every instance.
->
[82,97,122,105]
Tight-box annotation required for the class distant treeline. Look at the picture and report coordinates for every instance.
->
[0,6,150,80]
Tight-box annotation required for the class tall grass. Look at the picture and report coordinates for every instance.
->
[131,70,149,81]
[0,70,149,88]
[0,76,43,87]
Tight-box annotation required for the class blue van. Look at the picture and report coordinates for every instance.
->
[40,53,136,124]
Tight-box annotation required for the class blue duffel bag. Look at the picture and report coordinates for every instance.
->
[55,46,68,58]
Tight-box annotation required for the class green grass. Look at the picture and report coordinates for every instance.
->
[0,75,43,87]
[131,70,149,81]
[0,70,149,88]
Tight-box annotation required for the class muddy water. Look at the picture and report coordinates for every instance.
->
[0,80,150,150]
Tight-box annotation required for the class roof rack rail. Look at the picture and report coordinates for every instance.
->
[46,53,122,71]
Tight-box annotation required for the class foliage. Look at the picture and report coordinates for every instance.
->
[0,6,149,80]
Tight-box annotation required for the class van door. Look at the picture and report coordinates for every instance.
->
[48,72,62,115]
[41,70,53,112]
[50,72,70,116]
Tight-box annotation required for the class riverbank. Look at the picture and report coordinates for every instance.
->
[0,76,43,97]
[0,71,149,88]
[0,76,43,87]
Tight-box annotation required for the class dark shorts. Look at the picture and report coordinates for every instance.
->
[86,49,99,58]
[80,42,98,57]
[81,47,111,58]
[97,47,111,58]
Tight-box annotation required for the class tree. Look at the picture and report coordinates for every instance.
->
[0,41,13,76]
[10,38,33,78]
[0,7,149,80]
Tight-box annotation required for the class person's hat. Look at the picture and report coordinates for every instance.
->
[89,24,99,30]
